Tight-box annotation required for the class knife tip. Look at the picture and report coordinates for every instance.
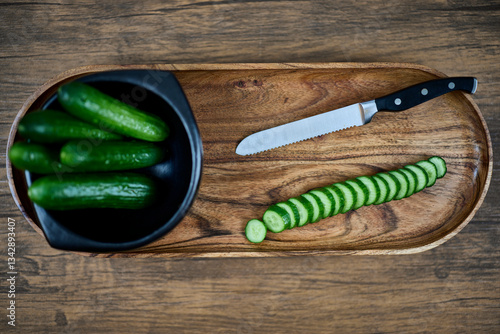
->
[235,143,250,156]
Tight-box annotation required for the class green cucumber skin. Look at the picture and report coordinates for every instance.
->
[58,82,169,142]
[246,157,447,241]
[263,205,291,232]
[428,156,447,178]
[60,140,165,172]
[245,219,267,243]
[18,110,122,143]
[28,173,158,210]
[9,142,65,174]
[415,161,438,187]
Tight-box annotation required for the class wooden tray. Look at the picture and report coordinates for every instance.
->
[10,63,492,257]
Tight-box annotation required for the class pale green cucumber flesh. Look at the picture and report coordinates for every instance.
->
[375,173,400,203]
[355,176,379,206]
[331,183,356,213]
[309,189,334,218]
[323,186,344,216]
[288,197,312,226]
[263,205,291,232]
[344,179,368,210]
[276,201,300,229]
[404,165,428,193]
[301,193,323,223]
[387,170,409,200]
[245,219,267,243]
[428,156,447,178]
[415,160,438,187]
[398,168,417,197]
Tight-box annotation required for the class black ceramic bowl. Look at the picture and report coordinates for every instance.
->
[11,70,202,252]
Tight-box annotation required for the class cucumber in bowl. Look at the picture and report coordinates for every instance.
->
[28,172,159,210]
[245,157,448,243]
[60,140,165,172]
[58,82,169,142]
[18,109,123,143]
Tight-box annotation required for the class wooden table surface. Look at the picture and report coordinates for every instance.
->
[1,1,499,333]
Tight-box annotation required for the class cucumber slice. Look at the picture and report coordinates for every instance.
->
[263,205,291,233]
[245,219,267,243]
[309,188,334,218]
[404,165,428,193]
[376,172,400,202]
[428,156,447,178]
[356,176,380,206]
[289,197,313,227]
[331,182,356,213]
[276,200,300,229]
[398,168,417,197]
[388,170,409,200]
[344,179,368,210]
[371,175,389,205]
[415,160,438,187]
[301,193,323,223]
[323,186,344,216]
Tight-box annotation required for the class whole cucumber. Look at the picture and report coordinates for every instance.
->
[58,82,169,142]
[18,109,122,143]
[28,173,159,210]
[8,142,67,174]
[60,140,165,172]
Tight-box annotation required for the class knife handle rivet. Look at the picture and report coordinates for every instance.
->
[421,88,428,96]
[394,98,402,105]
[448,82,455,89]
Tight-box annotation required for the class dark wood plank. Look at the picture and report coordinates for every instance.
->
[0,0,499,333]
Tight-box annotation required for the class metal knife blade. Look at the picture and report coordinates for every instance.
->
[235,103,366,156]
[236,77,477,155]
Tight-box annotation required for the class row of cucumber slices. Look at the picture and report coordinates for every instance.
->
[245,156,447,243]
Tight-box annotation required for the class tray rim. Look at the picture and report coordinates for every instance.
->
[6,62,493,257]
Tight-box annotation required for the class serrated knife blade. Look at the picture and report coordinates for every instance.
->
[236,77,478,155]
[235,103,365,156]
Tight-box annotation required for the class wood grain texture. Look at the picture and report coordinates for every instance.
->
[7,63,492,257]
[1,0,499,333]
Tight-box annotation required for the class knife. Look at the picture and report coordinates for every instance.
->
[235,77,478,155]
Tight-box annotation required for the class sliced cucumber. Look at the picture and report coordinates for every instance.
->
[356,176,380,206]
[263,205,291,233]
[301,193,323,223]
[344,179,368,210]
[398,168,417,197]
[245,156,447,242]
[388,170,409,200]
[415,160,438,187]
[289,196,313,227]
[331,182,356,213]
[428,156,447,178]
[309,188,334,218]
[371,175,390,205]
[276,200,300,229]
[245,219,267,243]
[376,172,400,202]
[404,165,428,193]
[323,186,344,216]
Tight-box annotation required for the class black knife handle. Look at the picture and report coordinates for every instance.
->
[374,77,477,112]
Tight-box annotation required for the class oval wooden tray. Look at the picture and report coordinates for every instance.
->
[8,62,492,257]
